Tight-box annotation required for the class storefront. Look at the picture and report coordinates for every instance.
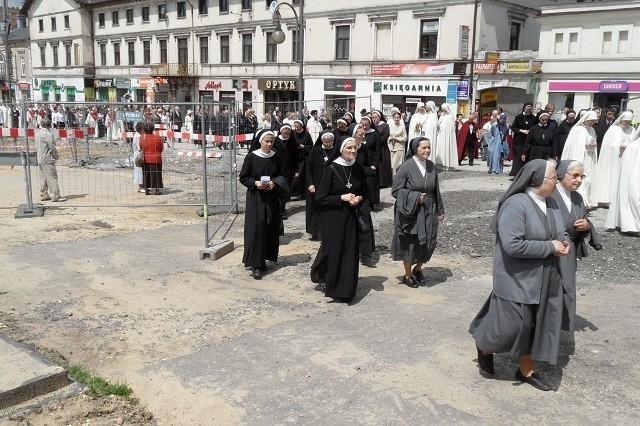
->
[259,78,300,116]
[321,78,357,121]
[473,61,538,120]
[34,78,85,102]
[371,79,450,115]
[545,80,640,113]
[94,79,116,102]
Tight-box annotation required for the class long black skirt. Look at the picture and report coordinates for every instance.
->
[143,162,164,191]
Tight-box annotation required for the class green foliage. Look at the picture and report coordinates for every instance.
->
[66,365,134,400]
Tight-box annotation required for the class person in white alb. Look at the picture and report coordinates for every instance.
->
[408,102,428,141]
[423,101,439,164]
[561,110,598,208]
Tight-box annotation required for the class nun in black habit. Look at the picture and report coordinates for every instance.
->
[305,131,335,240]
[391,137,444,288]
[239,131,286,279]
[469,159,570,391]
[510,102,538,176]
[360,116,382,208]
[310,137,367,303]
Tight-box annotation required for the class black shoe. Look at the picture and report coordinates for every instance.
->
[412,269,426,285]
[314,280,326,292]
[476,347,495,376]
[259,265,268,272]
[402,276,419,288]
[251,268,262,279]
[515,369,551,391]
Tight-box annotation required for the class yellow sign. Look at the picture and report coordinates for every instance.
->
[485,52,499,64]
[506,62,530,73]
[480,90,497,104]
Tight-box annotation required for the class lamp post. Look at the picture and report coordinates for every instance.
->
[270,0,304,119]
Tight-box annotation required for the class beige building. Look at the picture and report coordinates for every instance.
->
[23,0,569,119]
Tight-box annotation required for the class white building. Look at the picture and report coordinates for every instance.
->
[23,0,567,120]
[23,0,94,102]
[537,0,640,116]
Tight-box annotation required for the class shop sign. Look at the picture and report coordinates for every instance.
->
[372,81,445,95]
[116,110,144,121]
[477,79,505,91]
[505,62,530,73]
[324,79,356,92]
[258,79,297,91]
[371,63,454,76]
[474,63,500,74]
[480,90,498,104]
[599,80,628,92]
[405,97,422,103]
[446,80,458,104]
[485,52,499,64]
[115,78,131,89]
[457,80,470,99]
[94,79,113,88]
[41,79,57,88]
[459,26,470,59]
[203,81,223,91]
[453,62,467,75]
[18,82,30,91]
[130,67,151,76]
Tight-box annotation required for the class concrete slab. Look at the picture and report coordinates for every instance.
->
[0,333,70,410]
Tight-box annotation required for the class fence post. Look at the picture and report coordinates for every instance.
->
[201,99,209,248]
[14,150,44,218]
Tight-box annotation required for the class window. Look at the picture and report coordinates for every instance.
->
[266,32,277,62]
[219,0,229,12]
[568,32,578,54]
[554,33,564,54]
[51,17,57,32]
[419,20,438,59]
[177,2,186,18]
[40,45,46,66]
[178,38,189,63]
[375,22,391,60]
[292,29,299,62]
[509,22,521,50]
[618,30,629,54]
[38,19,43,32]
[114,42,120,65]
[200,37,209,63]
[128,41,135,64]
[158,4,166,20]
[199,0,208,15]
[241,0,252,10]
[602,31,612,54]
[100,44,106,66]
[74,43,80,65]
[142,6,150,22]
[53,45,59,66]
[112,11,119,26]
[242,33,252,63]
[220,35,230,63]
[20,58,26,76]
[335,25,350,60]
[64,15,70,29]
[98,12,105,27]
[159,39,167,63]
[143,40,151,64]
[65,44,71,66]
[126,8,134,24]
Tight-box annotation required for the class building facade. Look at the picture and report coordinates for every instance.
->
[23,0,567,120]
[537,1,640,116]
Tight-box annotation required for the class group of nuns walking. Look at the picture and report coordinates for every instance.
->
[240,117,600,391]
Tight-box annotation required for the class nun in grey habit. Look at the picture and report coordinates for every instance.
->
[550,160,602,332]
[469,159,570,391]
[391,137,444,288]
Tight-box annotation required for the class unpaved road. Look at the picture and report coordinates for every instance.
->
[1,162,639,424]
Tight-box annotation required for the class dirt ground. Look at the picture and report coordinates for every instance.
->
[1,161,639,425]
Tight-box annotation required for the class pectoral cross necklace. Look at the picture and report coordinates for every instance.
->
[343,166,353,189]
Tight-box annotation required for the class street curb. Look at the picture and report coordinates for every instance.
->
[0,333,70,410]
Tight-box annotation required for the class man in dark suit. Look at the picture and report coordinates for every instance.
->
[593,107,616,156]
[171,106,183,143]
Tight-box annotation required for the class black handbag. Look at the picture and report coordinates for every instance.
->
[355,208,371,235]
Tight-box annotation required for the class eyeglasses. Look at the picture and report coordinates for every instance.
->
[568,173,586,179]
[544,176,558,182]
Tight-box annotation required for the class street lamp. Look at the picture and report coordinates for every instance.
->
[270,1,304,119]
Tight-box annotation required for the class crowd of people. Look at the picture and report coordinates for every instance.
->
[235,96,640,392]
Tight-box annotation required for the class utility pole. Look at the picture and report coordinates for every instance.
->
[2,0,11,104]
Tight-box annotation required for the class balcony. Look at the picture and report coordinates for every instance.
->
[151,63,199,76]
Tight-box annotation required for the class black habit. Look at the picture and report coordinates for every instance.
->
[305,144,333,238]
[310,162,367,300]
[239,152,284,268]
[510,112,537,175]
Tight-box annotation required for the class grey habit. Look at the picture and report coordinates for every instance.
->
[391,138,444,264]
[469,159,568,364]
[550,159,601,332]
